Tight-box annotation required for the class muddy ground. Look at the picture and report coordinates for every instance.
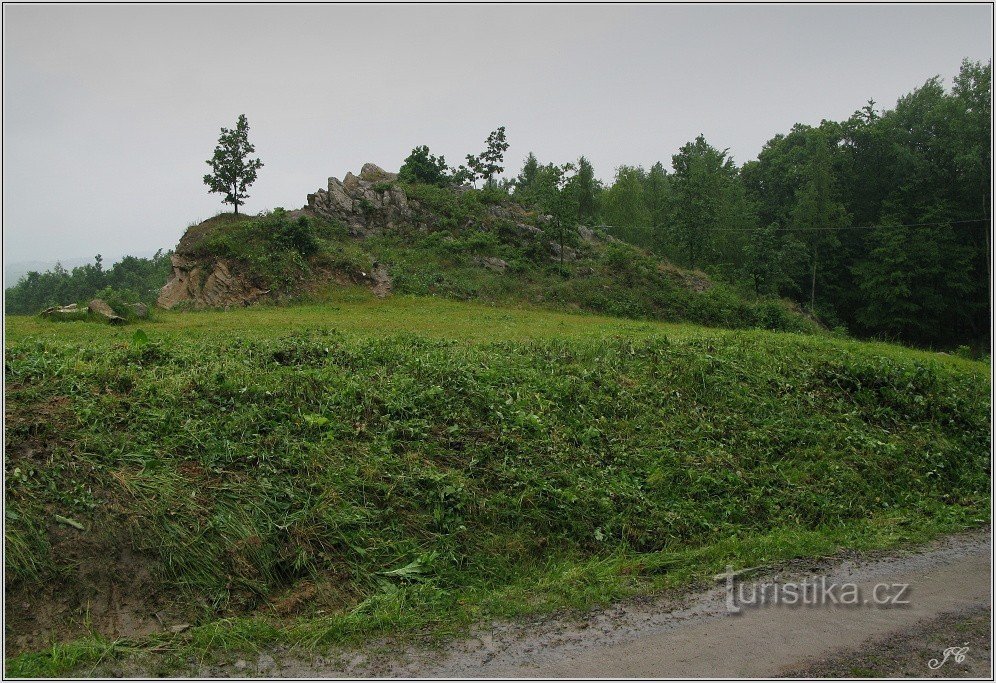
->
[785,605,991,678]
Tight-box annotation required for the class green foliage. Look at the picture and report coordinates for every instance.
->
[355,205,812,334]
[203,114,263,214]
[194,209,332,291]
[600,166,650,243]
[398,145,451,186]
[642,161,670,232]
[4,252,172,315]
[267,210,320,257]
[562,60,990,348]
[512,154,570,216]
[790,130,849,310]
[853,219,975,339]
[464,126,509,185]
[740,223,807,296]
[4,306,989,669]
[669,135,740,267]
[741,60,991,346]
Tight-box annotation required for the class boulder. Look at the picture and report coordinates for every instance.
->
[370,262,393,298]
[359,163,398,183]
[40,303,81,319]
[549,242,578,262]
[132,302,150,318]
[515,222,544,237]
[342,172,360,194]
[88,299,126,325]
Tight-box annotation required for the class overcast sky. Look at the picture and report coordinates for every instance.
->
[3,3,992,265]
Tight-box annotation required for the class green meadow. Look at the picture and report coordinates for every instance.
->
[4,293,990,676]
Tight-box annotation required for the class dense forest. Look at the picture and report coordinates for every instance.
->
[5,60,989,348]
[502,59,991,348]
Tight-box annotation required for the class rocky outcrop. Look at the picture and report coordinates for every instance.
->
[158,254,269,309]
[370,262,393,298]
[156,162,597,310]
[307,163,413,236]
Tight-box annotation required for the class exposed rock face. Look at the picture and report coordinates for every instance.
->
[370,262,393,298]
[359,163,397,182]
[549,242,578,262]
[307,163,412,236]
[158,254,269,309]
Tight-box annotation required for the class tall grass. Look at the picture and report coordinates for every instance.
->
[3,300,990,674]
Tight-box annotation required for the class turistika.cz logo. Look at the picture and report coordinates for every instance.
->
[715,566,912,614]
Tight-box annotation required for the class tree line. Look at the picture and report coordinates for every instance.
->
[5,251,173,315]
[7,60,989,347]
[430,59,988,348]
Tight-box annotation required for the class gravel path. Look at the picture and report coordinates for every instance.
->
[99,529,993,678]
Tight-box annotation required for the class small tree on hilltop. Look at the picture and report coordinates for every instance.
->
[463,126,509,186]
[203,114,263,215]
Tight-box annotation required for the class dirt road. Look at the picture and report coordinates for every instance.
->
[477,543,991,678]
[107,530,992,678]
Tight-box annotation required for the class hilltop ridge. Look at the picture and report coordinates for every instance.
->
[156,164,815,333]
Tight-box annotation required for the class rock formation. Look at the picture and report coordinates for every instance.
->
[157,165,408,309]
[156,162,603,310]
[158,255,270,309]
[40,303,80,319]
[306,163,414,236]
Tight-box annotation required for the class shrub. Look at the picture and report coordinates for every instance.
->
[268,212,319,257]
[398,145,452,186]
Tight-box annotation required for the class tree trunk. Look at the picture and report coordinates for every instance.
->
[810,243,818,312]
[558,217,564,267]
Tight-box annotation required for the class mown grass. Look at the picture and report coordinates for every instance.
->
[5,288,697,345]
[4,294,990,676]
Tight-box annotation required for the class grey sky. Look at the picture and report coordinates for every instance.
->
[3,3,992,265]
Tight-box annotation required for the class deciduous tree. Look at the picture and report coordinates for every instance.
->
[203,114,263,215]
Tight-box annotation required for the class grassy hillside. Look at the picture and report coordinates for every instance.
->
[4,293,989,676]
[168,184,817,334]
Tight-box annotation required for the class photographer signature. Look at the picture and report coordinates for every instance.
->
[927,644,970,670]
